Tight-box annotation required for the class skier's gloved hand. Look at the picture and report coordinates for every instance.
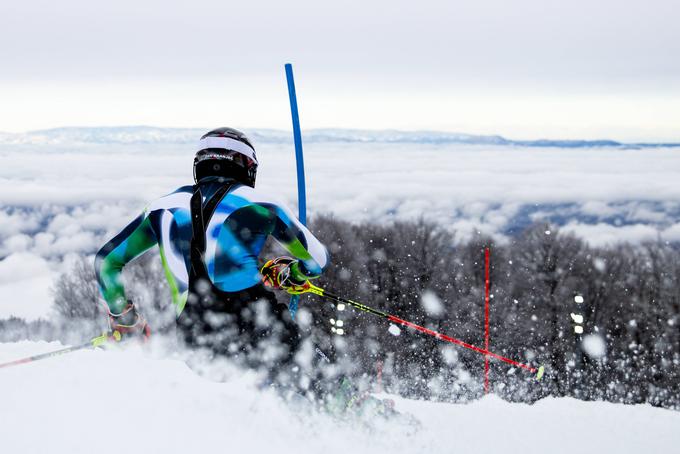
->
[108,301,151,342]
[261,256,310,293]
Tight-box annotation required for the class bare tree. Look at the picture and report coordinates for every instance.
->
[52,255,105,322]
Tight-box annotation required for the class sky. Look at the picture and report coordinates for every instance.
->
[0,0,679,141]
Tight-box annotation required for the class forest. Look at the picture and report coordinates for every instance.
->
[2,216,678,409]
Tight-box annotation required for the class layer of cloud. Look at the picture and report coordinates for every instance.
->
[0,253,54,320]
[1,141,679,245]
[1,140,679,319]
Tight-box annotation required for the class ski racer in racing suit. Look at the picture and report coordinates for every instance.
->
[94,127,329,387]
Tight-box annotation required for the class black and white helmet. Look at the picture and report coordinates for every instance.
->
[193,127,258,187]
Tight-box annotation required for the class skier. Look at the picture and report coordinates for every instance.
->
[94,127,329,387]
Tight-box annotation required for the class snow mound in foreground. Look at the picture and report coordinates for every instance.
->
[1,341,678,454]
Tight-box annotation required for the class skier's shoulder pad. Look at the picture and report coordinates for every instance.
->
[146,185,193,212]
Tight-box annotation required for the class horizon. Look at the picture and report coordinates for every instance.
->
[2,124,680,146]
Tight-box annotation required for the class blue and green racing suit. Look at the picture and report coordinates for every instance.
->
[94,180,329,317]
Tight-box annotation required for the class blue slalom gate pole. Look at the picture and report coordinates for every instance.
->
[284,63,307,318]
[285,63,307,226]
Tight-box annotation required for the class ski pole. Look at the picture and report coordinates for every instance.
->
[291,283,545,379]
[0,331,118,370]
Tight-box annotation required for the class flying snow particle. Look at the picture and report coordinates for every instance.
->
[582,334,607,359]
[457,369,471,383]
[440,346,458,365]
[388,324,401,336]
[339,268,352,281]
[593,258,606,272]
[371,249,387,261]
[570,313,584,324]
[421,290,444,316]
[296,308,312,328]
[545,230,551,235]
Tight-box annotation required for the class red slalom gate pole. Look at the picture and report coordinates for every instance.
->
[301,283,544,377]
[484,247,491,393]
[386,314,537,373]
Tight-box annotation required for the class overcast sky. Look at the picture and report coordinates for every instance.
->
[1,0,678,141]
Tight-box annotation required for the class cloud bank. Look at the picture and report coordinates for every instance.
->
[1,133,679,319]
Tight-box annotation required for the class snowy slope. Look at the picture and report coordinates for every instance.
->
[1,341,678,454]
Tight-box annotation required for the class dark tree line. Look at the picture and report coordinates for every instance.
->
[2,216,678,409]
[302,216,680,409]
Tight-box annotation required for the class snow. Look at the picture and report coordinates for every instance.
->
[0,341,678,454]
[582,334,607,359]
[388,324,401,336]
[420,290,444,316]
[440,346,459,365]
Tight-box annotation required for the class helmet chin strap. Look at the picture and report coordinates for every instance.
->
[195,175,236,185]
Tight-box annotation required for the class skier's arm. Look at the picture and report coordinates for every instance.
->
[94,212,158,314]
[269,204,329,280]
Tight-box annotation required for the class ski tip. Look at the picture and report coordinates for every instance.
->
[536,365,545,381]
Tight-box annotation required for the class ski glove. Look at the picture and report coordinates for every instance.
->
[108,301,151,342]
[261,256,310,294]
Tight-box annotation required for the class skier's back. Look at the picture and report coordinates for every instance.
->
[94,127,329,379]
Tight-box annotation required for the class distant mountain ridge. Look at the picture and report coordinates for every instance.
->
[0,126,678,149]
